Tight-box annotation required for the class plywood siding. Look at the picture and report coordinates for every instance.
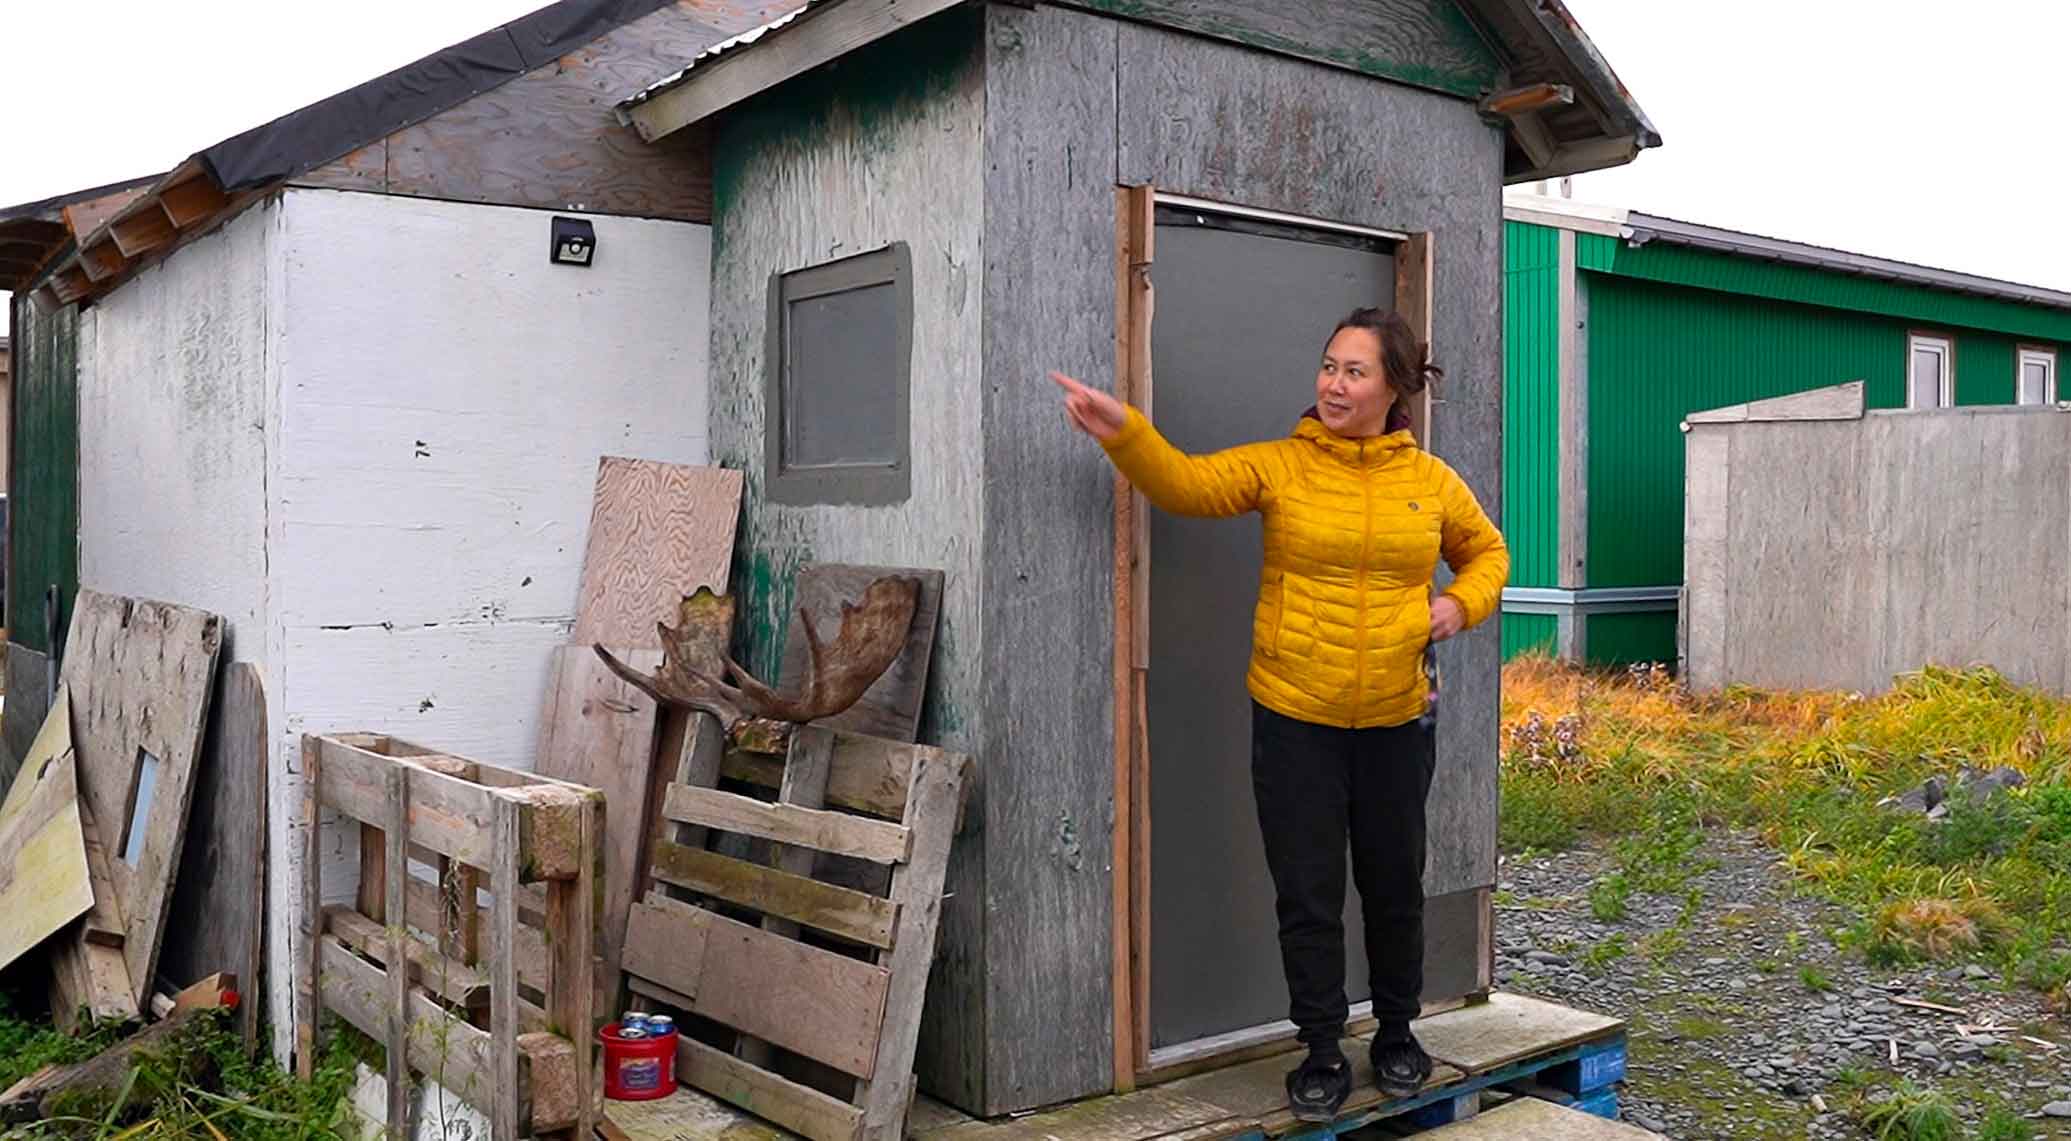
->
[77,203,273,663]
[1107,18,1507,900]
[269,187,711,1061]
[978,3,1122,1111]
[1684,407,2071,695]
[705,8,989,1109]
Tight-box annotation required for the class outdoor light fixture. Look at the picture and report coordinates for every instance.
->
[550,216,596,267]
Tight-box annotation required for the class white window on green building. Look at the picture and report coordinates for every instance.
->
[1907,332,1953,409]
[2017,346,2057,406]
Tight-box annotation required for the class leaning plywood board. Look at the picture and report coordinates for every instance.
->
[57,590,224,1004]
[776,564,944,742]
[155,663,267,1051]
[0,686,93,971]
[571,458,743,648]
[535,645,663,1004]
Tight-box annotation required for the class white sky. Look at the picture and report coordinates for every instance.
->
[4,0,2069,311]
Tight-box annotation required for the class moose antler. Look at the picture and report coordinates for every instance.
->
[595,575,921,732]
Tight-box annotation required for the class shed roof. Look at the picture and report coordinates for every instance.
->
[616,0,1660,184]
[1504,190,2071,317]
[9,0,776,311]
[0,175,161,292]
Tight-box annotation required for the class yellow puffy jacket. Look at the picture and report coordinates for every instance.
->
[1102,406,1509,729]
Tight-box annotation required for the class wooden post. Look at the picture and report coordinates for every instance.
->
[297,736,322,1082]
[489,796,522,1140]
[1111,183,1157,1090]
[546,792,601,1141]
[1393,232,1435,450]
[383,765,412,1137]
[738,728,835,1069]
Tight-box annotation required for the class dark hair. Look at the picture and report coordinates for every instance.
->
[1329,307,1442,434]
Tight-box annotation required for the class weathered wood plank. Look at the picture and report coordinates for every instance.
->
[976,2,1118,1109]
[316,736,496,869]
[49,801,138,1031]
[324,906,487,1010]
[776,565,945,742]
[735,729,833,1069]
[534,645,663,1005]
[317,934,582,1132]
[1413,992,1622,1075]
[156,664,267,1051]
[57,590,223,1006]
[678,1036,865,1141]
[550,794,600,1139]
[648,841,898,950]
[489,797,523,1141]
[622,895,892,1078]
[571,458,743,647]
[719,728,943,823]
[661,784,910,865]
[383,763,412,1137]
[859,749,970,1138]
[297,736,322,1080]
[0,686,93,973]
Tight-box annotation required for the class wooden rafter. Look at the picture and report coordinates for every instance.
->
[158,174,229,230]
[109,208,177,259]
[1479,82,1574,118]
[77,238,127,282]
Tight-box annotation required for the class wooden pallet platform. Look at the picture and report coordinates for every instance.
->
[599,993,1630,1141]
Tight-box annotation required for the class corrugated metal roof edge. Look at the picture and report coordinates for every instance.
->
[617,1,819,113]
[1624,212,2071,314]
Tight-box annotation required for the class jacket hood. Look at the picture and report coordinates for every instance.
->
[1293,406,1417,463]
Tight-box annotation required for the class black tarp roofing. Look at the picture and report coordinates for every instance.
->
[197,0,675,191]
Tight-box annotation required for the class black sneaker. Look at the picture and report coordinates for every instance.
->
[1370,1033,1433,1098]
[1285,1048,1351,1123]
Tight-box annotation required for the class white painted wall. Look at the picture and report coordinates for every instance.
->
[77,201,275,663]
[265,188,711,1067]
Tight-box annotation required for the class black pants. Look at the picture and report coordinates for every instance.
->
[1251,702,1436,1048]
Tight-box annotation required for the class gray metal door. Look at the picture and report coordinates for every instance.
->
[1147,209,1396,1051]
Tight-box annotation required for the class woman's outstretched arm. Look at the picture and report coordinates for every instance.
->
[1051,371,1269,518]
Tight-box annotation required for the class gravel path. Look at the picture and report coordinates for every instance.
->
[1492,831,2071,1139]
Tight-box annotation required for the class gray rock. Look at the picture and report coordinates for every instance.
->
[1963,964,1992,980]
[1913,1041,1939,1059]
[2045,1100,2071,1118]
[1525,950,1570,966]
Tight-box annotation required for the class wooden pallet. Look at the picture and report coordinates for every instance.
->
[297,733,603,1139]
[612,718,970,1141]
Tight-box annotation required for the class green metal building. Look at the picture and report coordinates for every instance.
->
[1500,192,2071,665]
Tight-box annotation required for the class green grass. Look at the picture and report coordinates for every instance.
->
[1852,1079,1960,1141]
[1978,1108,2038,1141]
[1581,933,1629,971]
[0,996,364,1140]
[1798,964,1834,992]
[1502,660,2071,991]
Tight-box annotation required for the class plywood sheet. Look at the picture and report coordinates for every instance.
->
[534,644,663,1003]
[156,663,267,1050]
[1412,993,1621,1075]
[1418,1095,1661,1138]
[598,1085,791,1141]
[776,564,944,742]
[57,590,224,1002]
[572,458,743,648]
[0,686,93,971]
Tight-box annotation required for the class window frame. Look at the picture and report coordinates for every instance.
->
[763,242,914,506]
[1906,331,1954,410]
[2016,345,2059,407]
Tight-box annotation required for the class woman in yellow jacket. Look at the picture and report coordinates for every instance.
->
[1051,308,1509,1122]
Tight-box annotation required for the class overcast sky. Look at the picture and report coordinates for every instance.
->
[4,0,2068,310]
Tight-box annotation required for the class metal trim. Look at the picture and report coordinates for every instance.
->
[1502,585,1678,614]
[1151,193,1409,243]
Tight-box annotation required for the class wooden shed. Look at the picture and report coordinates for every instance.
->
[0,0,788,1067]
[613,0,1657,1117]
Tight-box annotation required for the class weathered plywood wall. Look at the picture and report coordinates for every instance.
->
[705,8,990,1107]
[1684,406,2071,695]
[267,187,712,1060]
[77,203,273,664]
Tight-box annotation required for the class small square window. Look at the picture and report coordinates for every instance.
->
[2017,346,2057,407]
[765,244,913,505]
[1907,333,1952,410]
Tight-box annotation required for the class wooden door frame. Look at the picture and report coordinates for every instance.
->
[1109,184,1440,1090]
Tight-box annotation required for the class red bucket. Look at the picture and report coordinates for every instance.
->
[600,1023,678,1101]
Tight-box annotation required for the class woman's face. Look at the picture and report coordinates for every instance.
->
[1315,326,1393,438]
